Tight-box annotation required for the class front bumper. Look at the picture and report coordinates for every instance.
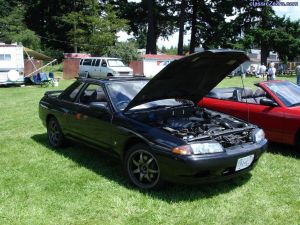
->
[0,80,24,85]
[155,140,267,184]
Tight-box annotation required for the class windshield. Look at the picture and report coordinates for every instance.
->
[265,81,300,107]
[108,59,126,67]
[106,80,191,111]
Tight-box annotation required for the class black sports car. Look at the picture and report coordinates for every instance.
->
[39,50,267,189]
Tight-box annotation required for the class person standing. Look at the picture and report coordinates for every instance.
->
[260,63,266,79]
[267,62,276,80]
[296,64,300,85]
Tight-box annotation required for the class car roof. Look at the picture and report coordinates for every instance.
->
[77,76,149,84]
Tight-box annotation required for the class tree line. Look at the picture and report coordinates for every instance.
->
[0,0,299,64]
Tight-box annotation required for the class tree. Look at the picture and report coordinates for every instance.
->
[234,3,300,64]
[0,2,40,49]
[22,0,127,55]
[189,0,198,53]
[108,0,177,52]
[146,0,157,54]
[177,0,187,55]
[105,41,139,64]
[272,18,300,61]
[186,0,246,52]
[61,3,127,55]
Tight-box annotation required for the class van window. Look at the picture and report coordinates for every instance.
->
[101,59,107,67]
[95,59,100,67]
[0,54,11,61]
[83,59,92,66]
[107,59,125,67]
[92,59,96,66]
[80,59,83,65]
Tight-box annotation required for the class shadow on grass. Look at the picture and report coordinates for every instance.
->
[32,133,252,202]
[267,142,300,159]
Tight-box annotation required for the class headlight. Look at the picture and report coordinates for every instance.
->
[112,71,118,75]
[172,142,224,155]
[191,142,224,154]
[252,129,265,143]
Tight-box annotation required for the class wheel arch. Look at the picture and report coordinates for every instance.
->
[122,137,149,160]
[46,114,56,124]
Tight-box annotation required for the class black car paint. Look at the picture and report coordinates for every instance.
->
[125,50,249,110]
[39,77,267,184]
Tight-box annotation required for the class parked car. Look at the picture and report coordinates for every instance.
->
[39,50,267,189]
[79,57,133,78]
[0,43,24,85]
[199,80,300,146]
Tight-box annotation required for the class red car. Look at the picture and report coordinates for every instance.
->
[199,80,300,146]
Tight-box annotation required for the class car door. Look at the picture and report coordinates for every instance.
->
[100,59,109,77]
[58,80,86,135]
[68,82,113,149]
[91,59,101,78]
[81,58,93,76]
[247,103,284,143]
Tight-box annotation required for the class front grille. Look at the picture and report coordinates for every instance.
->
[119,72,130,75]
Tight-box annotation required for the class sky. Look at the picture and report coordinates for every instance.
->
[118,2,300,49]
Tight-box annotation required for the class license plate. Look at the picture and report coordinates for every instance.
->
[235,155,254,171]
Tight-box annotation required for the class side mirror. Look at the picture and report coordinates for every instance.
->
[89,102,109,113]
[102,63,107,67]
[260,98,277,107]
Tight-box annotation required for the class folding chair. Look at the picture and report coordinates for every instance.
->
[40,72,52,87]
[48,72,60,86]
[32,74,41,84]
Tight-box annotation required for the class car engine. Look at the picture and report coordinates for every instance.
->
[129,106,255,148]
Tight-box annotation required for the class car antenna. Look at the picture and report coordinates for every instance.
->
[240,74,250,123]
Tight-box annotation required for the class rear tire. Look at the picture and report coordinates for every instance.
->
[47,117,66,148]
[124,144,162,190]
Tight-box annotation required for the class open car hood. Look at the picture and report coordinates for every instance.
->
[125,50,249,111]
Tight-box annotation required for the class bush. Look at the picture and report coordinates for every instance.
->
[104,42,140,64]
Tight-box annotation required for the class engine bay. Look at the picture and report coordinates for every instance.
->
[129,105,255,148]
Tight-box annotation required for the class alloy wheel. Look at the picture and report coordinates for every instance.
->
[47,118,63,147]
[127,149,160,189]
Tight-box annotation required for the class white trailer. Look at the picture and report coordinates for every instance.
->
[0,43,24,85]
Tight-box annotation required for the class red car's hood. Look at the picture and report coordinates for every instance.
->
[125,50,249,111]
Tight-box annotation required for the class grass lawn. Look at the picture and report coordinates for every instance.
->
[0,76,299,225]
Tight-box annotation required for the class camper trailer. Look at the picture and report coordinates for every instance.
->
[0,43,24,85]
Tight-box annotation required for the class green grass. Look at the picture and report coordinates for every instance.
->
[0,77,299,225]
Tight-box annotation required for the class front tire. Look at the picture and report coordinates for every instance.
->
[124,144,161,190]
[47,117,66,148]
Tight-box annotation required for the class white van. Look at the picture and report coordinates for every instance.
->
[79,57,133,78]
[0,43,24,85]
